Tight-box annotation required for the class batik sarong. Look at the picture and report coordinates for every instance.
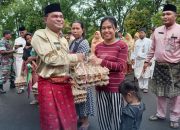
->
[150,62,180,98]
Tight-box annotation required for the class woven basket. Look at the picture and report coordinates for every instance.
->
[72,62,110,88]
[72,87,87,104]
[32,82,38,95]
[15,75,26,88]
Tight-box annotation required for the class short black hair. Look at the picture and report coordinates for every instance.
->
[19,26,26,31]
[139,28,146,33]
[3,30,11,37]
[24,32,32,40]
[100,16,117,31]
[120,80,141,101]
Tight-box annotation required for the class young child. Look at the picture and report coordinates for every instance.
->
[120,80,145,130]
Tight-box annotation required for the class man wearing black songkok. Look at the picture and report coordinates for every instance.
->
[31,3,84,130]
[144,4,180,129]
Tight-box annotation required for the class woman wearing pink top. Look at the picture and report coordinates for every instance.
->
[90,16,128,130]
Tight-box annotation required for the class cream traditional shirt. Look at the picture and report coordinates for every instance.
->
[31,27,78,78]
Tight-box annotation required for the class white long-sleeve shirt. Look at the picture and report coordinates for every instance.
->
[131,37,152,78]
[131,37,152,60]
[14,37,26,54]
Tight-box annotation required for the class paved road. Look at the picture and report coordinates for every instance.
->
[0,78,178,130]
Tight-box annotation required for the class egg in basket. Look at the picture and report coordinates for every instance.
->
[71,61,109,89]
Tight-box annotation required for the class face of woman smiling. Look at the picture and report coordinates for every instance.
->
[100,20,116,43]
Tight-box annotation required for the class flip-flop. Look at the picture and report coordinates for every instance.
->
[17,89,24,94]
[149,115,166,121]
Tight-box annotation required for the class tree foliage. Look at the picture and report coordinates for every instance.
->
[0,0,180,40]
[124,0,180,37]
[151,0,180,28]
[0,0,80,38]
[124,0,164,36]
[124,8,152,36]
[82,0,138,31]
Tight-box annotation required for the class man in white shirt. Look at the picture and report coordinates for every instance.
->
[131,28,152,93]
[14,26,27,93]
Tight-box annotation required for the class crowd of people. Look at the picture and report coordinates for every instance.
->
[0,2,179,130]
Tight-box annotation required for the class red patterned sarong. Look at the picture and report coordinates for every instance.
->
[38,77,77,130]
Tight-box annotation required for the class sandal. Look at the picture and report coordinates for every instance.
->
[30,100,38,105]
[149,115,165,121]
[170,121,179,129]
[17,89,24,94]
[143,89,148,93]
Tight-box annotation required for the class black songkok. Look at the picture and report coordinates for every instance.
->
[139,28,146,33]
[44,3,62,16]
[19,26,26,31]
[163,4,177,13]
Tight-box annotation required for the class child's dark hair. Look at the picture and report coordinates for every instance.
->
[120,80,141,101]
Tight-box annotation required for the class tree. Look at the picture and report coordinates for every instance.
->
[0,0,179,40]
[0,0,80,38]
[151,0,180,26]
[151,12,163,27]
[124,0,166,36]
[80,0,139,31]
[124,8,152,36]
